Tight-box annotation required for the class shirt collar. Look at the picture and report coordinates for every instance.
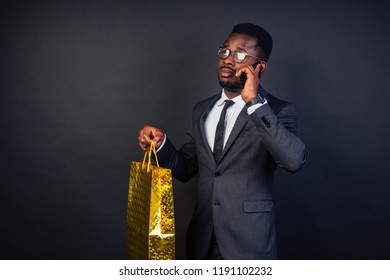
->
[217,89,246,107]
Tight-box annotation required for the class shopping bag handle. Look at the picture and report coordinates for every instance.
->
[142,140,160,172]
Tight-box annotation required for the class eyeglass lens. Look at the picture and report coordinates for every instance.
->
[218,47,248,62]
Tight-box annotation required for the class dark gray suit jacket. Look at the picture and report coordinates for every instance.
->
[158,88,307,259]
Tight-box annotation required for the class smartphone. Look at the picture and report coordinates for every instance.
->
[240,62,261,86]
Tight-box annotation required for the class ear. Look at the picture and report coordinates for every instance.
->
[260,61,267,72]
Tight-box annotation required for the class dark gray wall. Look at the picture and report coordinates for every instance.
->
[1,0,389,259]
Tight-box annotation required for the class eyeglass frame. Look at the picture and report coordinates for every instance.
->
[217,46,264,63]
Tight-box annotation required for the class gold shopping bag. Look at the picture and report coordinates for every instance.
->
[126,141,175,259]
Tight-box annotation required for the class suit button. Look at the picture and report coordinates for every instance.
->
[261,116,271,128]
[215,172,221,177]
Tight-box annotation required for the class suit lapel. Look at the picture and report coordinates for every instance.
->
[199,94,220,163]
[219,107,250,162]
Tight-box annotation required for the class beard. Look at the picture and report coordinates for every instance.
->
[218,77,244,93]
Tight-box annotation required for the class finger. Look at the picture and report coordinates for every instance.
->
[141,128,154,143]
[236,67,253,79]
[153,137,162,147]
[151,129,163,141]
[255,63,262,75]
[139,135,148,146]
[138,131,144,145]
[152,130,161,142]
[138,133,148,149]
[139,128,150,142]
[236,66,249,76]
[143,133,151,142]
[248,64,257,74]
[149,128,157,139]
[138,137,149,150]
[138,141,148,151]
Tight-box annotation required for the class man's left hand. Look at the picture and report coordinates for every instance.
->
[236,63,262,102]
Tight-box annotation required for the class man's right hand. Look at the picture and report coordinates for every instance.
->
[138,126,165,151]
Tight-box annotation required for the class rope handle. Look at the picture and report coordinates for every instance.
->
[142,140,160,172]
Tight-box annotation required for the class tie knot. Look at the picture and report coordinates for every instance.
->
[223,99,234,109]
[225,99,234,106]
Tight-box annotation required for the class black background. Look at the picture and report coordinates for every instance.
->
[1,0,389,259]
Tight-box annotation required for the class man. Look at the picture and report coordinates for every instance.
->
[138,23,307,259]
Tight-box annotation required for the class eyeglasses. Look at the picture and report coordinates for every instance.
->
[217,46,262,63]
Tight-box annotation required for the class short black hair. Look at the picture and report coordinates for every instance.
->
[231,23,273,62]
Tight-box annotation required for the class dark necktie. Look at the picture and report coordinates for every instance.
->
[213,100,234,162]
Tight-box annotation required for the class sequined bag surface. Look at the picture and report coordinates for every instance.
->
[126,141,175,259]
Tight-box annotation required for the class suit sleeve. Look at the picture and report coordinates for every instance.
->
[250,102,308,173]
[156,127,199,182]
